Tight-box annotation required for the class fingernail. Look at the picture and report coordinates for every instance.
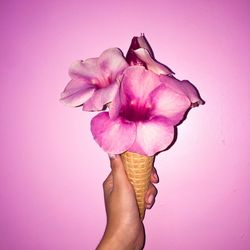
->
[147,194,154,205]
[108,154,117,159]
[153,173,158,180]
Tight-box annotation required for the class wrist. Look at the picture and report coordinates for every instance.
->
[97,228,125,249]
[97,224,142,250]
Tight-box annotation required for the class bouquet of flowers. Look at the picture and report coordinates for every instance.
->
[60,35,204,219]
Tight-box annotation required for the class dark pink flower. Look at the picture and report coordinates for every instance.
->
[60,48,128,111]
[126,34,174,75]
[91,66,203,156]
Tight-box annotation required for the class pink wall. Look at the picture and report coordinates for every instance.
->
[1,0,249,249]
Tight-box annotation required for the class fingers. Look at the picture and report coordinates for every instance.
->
[146,166,159,209]
[107,155,159,209]
[145,183,158,209]
[150,166,159,184]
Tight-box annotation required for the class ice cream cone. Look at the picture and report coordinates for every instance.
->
[120,151,154,220]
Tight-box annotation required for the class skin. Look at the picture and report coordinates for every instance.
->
[97,155,159,250]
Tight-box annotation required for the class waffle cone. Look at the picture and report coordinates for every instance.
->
[121,151,154,220]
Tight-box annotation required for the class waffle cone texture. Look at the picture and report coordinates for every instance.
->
[121,151,154,220]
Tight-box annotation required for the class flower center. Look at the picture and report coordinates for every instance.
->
[120,99,152,122]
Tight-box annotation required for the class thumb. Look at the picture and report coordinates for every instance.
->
[109,155,128,188]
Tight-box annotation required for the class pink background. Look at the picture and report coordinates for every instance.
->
[1,0,250,249]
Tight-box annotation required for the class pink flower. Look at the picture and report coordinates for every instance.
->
[126,34,174,75]
[60,48,128,111]
[91,66,204,156]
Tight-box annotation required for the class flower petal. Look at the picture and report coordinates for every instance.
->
[91,112,136,154]
[137,35,154,58]
[160,75,204,107]
[60,79,95,106]
[69,58,102,82]
[179,80,205,106]
[98,48,128,81]
[128,117,175,156]
[69,48,128,89]
[83,80,120,111]
[121,66,161,106]
[109,86,122,119]
[64,48,128,109]
[134,48,174,75]
[150,84,191,125]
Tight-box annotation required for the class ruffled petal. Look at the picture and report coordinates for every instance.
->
[60,79,95,107]
[134,48,174,75]
[69,58,102,82]
[63,48,128,109]
[150,84,191,125]
[137,35,154,57]
[83,80,120,111]
[109,86,122,119]
[69,48,128,90]
[128,117,175,156]
[160,75,204,107]
[180,80,205,106]
[91,112,136,154]
[121,66,161,106]
[98,48,128,81]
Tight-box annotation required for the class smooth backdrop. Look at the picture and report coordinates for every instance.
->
[1,0,250,249]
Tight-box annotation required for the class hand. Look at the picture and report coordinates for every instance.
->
[97,155,159,250]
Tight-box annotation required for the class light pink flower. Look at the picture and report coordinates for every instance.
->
[126,35,174,75]
[60,48,128,111]
[91,66,204,156]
